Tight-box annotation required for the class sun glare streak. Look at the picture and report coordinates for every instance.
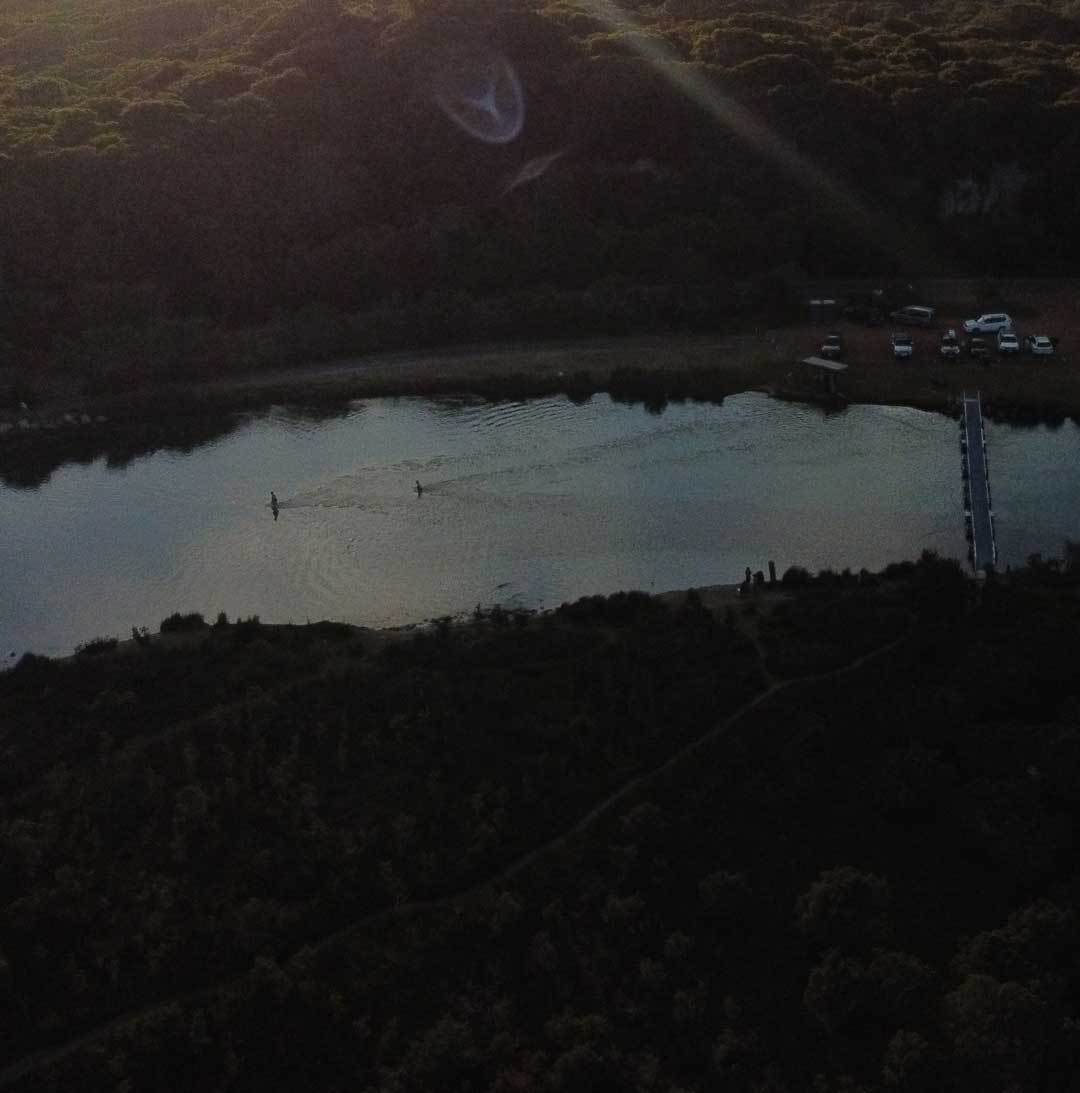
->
[578,0,882,241]
[500,147,569,197]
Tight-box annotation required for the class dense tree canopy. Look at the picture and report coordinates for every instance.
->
[1,0,1080,386]
[4,559,1080,1091]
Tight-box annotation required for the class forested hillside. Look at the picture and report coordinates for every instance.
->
[2,0,1080,389]
[5,558,1080,1091]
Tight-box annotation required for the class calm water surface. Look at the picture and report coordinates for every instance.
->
[3,392,1078,657]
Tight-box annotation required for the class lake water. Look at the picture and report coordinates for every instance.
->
[3,391,1079,657]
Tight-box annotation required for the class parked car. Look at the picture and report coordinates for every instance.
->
[968,337,990,362]
[820,333,845,360]
[889,305,935,326]
[997,330,1021,355]
[940,329,961,359]
[891,333,914,360]
[1027,334,1055,356]
[963,312,1012,334]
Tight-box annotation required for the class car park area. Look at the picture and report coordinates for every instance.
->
[804,323,1060,370]
[774,281,1080,416]
[801,289,1066,372]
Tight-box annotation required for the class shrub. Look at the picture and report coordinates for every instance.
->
[564,370,596,404]
[912,550,970,622]
[307,621,353,640]
[699,869,753,924]
[795,865,891,950]
[13,651,53,673]
[160,612,207,633]
[76,636,118,656]
[234,615,263,642]
[557,590,661,626]
[781,565,813,588]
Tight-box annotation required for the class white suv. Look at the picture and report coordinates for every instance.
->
[963,312,1012,334]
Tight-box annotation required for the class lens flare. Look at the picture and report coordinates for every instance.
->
[432,45,525,145]
[500,147,568,196]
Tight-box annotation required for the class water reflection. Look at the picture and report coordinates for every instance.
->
[0,400,359,491]
[2,393,1078,658]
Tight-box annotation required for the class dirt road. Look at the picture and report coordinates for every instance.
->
[4,279,1080,470]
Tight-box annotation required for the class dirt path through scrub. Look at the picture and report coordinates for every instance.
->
[0,628,904,1091]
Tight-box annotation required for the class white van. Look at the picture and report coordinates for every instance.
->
[889,305,935,326]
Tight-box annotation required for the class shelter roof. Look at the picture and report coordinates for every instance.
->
[799,356,848,373]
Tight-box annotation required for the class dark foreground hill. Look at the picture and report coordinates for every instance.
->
[3,0,1080,396]
[4,553,1080,1091]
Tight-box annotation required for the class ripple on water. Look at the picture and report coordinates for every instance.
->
[5,392,1075,656]
[296,533,359,612]
[466,398,577,429]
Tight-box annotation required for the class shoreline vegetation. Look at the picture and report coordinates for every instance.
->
[2,277,1079,489]
[5,557,1080,1092]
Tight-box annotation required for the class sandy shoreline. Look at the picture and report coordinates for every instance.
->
[4,583,751,669]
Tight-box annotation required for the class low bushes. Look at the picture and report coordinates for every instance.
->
[159,611,207,634]
[75,636,118,656]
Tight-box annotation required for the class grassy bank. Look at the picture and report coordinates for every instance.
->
[3,279,1080,489]
[4,346,1077,491]
[0,351,782,489]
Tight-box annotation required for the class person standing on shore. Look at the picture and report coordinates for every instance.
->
[270,491,279,520]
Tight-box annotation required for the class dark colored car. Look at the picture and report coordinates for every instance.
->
[968,337,990,363]
[940,330,961,359]
[889,305,936,326]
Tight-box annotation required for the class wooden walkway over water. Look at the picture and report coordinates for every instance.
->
[961,391,997,574]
